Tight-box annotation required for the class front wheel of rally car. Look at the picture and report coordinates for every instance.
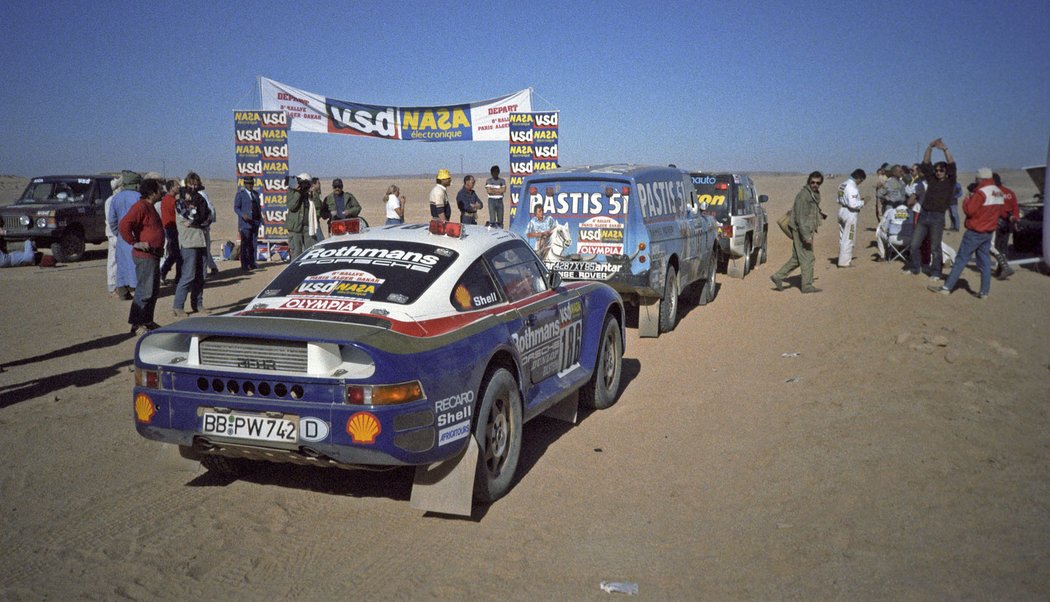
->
[473,368,523,504]
[698,249,718,306]
[580,314,623,410]
[758,231,768,264]
[658,266,679,333]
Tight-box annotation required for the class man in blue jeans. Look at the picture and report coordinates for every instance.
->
[929,168,1004,299]
[907,138,956,281]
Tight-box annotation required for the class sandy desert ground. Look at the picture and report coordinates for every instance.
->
[0,170,1048,599]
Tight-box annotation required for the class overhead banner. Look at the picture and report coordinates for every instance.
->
[234,110,289,247]
[508,112,560,219]
[259,76,531,142]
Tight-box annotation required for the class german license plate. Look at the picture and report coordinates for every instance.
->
[201,411,298,443]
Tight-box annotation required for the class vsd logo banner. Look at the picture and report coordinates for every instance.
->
[260,76,531,142]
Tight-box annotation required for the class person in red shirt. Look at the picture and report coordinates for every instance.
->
[159,179,181,284]
[929,168,1004,299]
[119,179,166,334]
[992,172,1020,279]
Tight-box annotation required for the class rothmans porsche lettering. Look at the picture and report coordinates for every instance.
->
[514,321,560,354]
[299,246,440,272]
[279,298,363,312]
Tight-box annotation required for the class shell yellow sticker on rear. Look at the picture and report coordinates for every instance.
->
[347,411,381,444]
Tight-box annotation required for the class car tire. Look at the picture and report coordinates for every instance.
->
[580,314,623,410]
[698,249,718,306]
[758,232,768,264]
[50,228,85,262]
[473,368,522,504]
[200,454,249,477]
[658,266,679,333]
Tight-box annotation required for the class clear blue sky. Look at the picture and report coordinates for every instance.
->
[1,0,1048,180]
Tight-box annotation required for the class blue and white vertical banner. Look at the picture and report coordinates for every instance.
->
[234,110,289,243]
[507,112,559,219]
[259,77,531,142]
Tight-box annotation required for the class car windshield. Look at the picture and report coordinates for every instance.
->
[690,173,734,221]
[256,239,459,309]
[18,179,93,204]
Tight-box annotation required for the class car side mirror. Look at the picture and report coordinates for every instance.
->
[547,271,562,289]
[759,195,768,203]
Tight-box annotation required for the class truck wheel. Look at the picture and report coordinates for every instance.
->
[658,266,679,333]
[698,250,718,306]
[758,232,768,264]
[473,368,522,503]
[580,314,623,410]
[50,229,85,262]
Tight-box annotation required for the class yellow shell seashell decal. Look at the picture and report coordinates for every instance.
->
[347,411,381,444]
[134,393,156,424]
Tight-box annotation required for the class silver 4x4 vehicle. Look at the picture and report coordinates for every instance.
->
[0,175,114,262]
[690,172,768,278]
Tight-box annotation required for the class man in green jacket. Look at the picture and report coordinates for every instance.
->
[321,178,362,233]
[771,172,825,293]
[285,172,313,260]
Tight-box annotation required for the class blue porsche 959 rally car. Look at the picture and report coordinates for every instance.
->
[133,219,625,515]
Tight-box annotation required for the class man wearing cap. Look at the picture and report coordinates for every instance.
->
[430,169,452,221]
[928,168,1003,299]
[321,178,361,233]
[285,173,313,260]
[234,176,262,272]
[909,138,956,280]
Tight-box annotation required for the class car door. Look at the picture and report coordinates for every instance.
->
[85,178,111,242]
[487,242,581,391]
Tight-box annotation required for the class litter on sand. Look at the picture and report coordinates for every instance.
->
[600,581,639,595]
[785,376,801,383]
[781,352,800,357]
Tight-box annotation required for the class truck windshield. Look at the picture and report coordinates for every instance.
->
[18,179,92,204]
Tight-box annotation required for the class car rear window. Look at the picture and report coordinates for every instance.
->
[258,240,459,306]
[690,173,734,220]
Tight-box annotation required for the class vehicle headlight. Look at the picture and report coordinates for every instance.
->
[35,217,49,228]
[18,215,30,227]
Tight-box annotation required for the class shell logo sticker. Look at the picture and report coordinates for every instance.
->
[134,394,156,424]
[347,412,381,444]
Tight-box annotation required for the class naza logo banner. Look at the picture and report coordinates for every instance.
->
[401,104,472,141]
[508,112,560,214]
[235,109,288,243]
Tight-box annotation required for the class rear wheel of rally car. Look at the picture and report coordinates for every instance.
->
[580,314,623,410]
[473,368,522,503]
[698,250,718,306]
[50,228,85,262]
[658,266,679,333]
[200,454,250,477]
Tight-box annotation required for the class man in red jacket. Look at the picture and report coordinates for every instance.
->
[992,172,1020,279]
[119,179,166,334]
[928,168,1005,299]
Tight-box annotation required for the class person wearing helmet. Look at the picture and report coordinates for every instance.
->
[429,169,452,221]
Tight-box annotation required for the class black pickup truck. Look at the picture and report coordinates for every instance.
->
[0,175,114,262]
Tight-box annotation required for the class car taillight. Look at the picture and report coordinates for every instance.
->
[715,183,728,190]
[346,381,425,405]
[330,218,361,235]
[135,368,160,389]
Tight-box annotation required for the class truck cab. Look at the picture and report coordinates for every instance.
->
[690,172,768,278]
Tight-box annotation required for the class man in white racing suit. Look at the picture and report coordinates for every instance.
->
[836,169,866,267]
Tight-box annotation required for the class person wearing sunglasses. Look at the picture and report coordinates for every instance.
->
[771,171,825,293]
[908,138,956,280]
